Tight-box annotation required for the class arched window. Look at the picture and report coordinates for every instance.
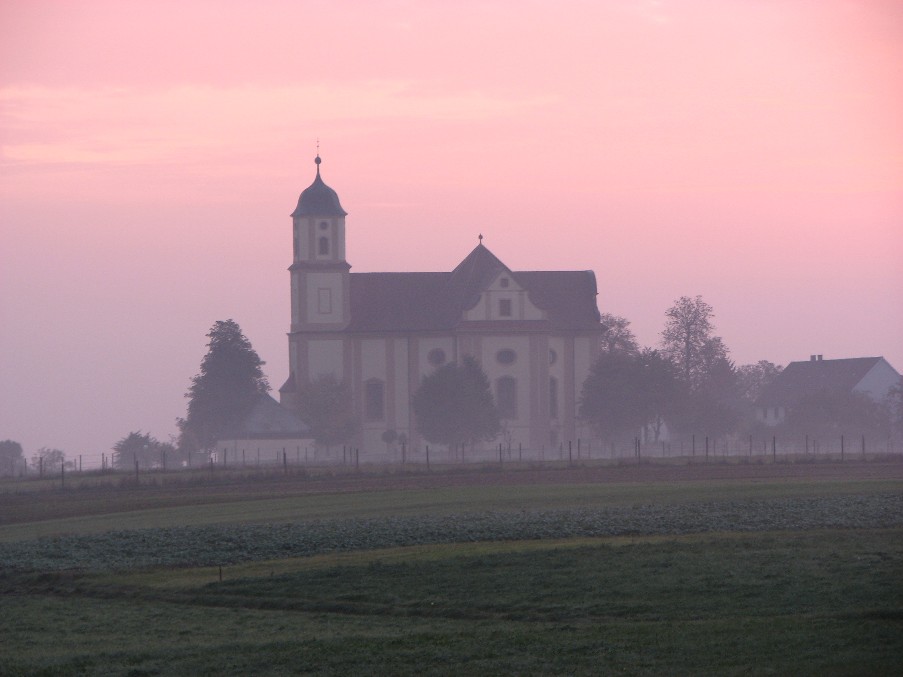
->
[365,379,385,421]
[318,236,330,256]
[496,376,517,419]
[549,377,559,419]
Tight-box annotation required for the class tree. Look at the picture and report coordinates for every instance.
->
[579,348,680,442]
[781,390,891,439]
[599,313,639,355]
[31,447,65,474]
[0,440,25,476]
[381,429,398,455]
[180,319,269,452]
[297,374,358,451]
[661,295,725,389]
[412,355,501,450]
[736,360,783,404]
[113,431,166,469]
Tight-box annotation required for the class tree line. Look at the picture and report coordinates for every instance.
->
[580,296,902,445]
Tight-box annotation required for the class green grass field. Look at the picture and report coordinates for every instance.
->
[1,465,901,675]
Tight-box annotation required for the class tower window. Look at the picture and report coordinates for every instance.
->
[496,376,517,419]
[365,379,385,421]
[319,221,329,230]
[317,288,332,314]
[499,299,512,317]
[318,236,330,256]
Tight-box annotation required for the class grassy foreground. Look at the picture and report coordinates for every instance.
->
[1,470,901,675]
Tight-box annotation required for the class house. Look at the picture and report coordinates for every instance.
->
[278,156,603,458]
[755,355,901,426]
[215,393,313,464]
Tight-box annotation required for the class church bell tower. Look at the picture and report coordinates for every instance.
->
[281,155,351,408]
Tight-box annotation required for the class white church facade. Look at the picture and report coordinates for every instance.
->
[278,157,603,459]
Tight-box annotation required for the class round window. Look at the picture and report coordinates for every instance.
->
[427,348,447,367]
[496,349,517,365]
[319,221,329,230]
[549,349,558,365]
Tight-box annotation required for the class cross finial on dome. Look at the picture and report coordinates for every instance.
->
[478,233,483,244]
[314,139,321,174]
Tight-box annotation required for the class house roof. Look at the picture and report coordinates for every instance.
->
[231,393,311,439]
[755,357,883,407]
[290,157,347,217]
[345,244,602,333]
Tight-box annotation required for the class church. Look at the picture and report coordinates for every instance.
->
[278,156,604,459]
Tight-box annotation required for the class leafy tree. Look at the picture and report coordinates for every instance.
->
[671,355,742,439]
[297,374,358,451]
[736,360,783,403]
[661,295,726,389]
[180,319,269,452]
[599,313,639,355]
[579,348,680,442]
[412,355,501,450]
[381,429,398,455]
[780,390,891,439]
[0,440,25,476]
[31,447,65,474]
[113,431,168,469]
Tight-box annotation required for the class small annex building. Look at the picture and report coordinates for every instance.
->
[755,355,901,426]
[214,393,314,465]
[278,156,604,458]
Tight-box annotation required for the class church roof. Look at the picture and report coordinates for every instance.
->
[755,357,884,407]
[291,156,347,217]
[345,243,601,333]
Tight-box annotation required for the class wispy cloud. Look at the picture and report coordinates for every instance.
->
[1,82,552,167]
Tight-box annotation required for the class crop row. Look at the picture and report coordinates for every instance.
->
[1,492,901,572]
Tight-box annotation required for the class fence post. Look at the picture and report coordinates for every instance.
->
[705,436,709,460]
[426,445,430,471]
[61,463,65,488]
[355,448,359,471]
[772,436,776,463]
[841,434,845,462]
[135,459,139,483]
[519,443,522,462]
[283,449,287,474]
[692,435,696,456]
[861,434,865,458]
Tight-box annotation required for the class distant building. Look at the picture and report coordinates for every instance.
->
[755,355,901,426]
[215,393,313,463]
[278,156,604,457]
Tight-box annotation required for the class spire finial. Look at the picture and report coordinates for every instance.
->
[478,233,483,245]
[314,138,321,174]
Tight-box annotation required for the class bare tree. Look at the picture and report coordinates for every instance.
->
[660,295,725,389]
[599,313,639,355]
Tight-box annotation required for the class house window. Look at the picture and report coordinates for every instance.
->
[496,376,517,419]
[549,377,559,419]
[365,379,385,420]
[428,348,447,367]
[549,349,557,365]
[318,236,330,256]
[500,277,509,288]
[499,299,512,317]
[317,288,332,314]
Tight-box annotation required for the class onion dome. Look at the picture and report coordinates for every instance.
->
[291,155,347,217]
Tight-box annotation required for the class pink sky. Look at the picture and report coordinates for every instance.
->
[2,0,901,466]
